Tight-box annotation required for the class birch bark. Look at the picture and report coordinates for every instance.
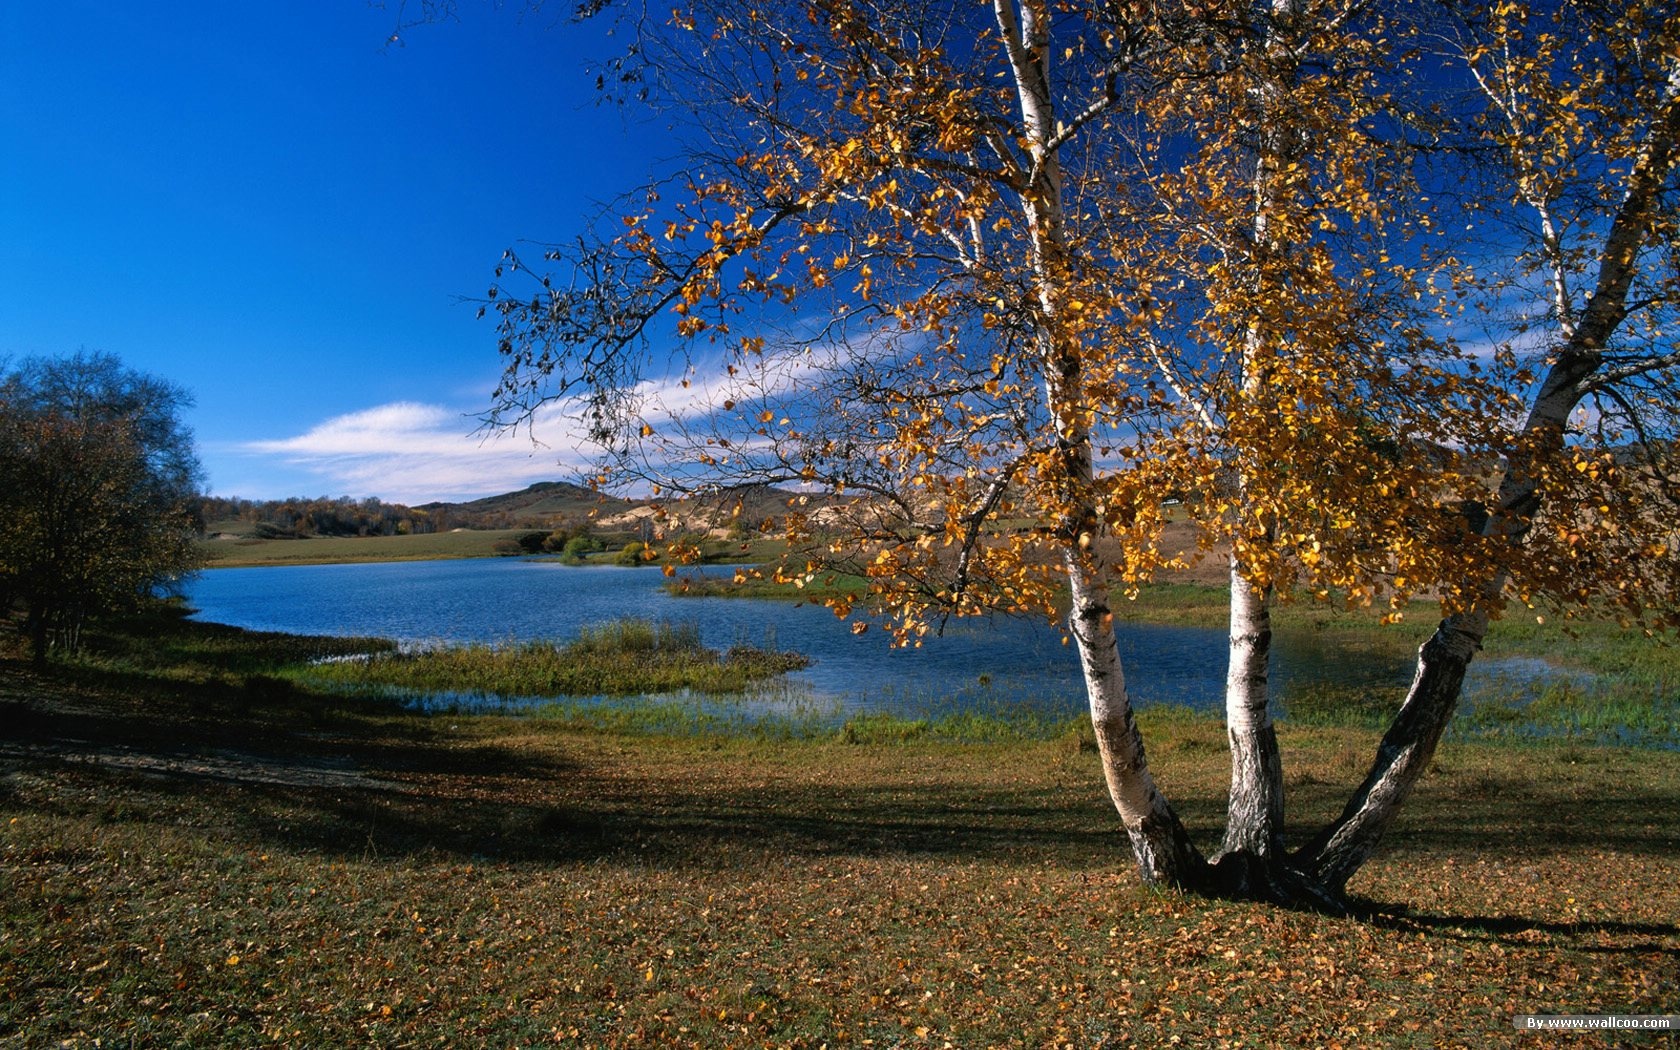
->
[1222,570,1283,859]
[995,0,1205,887]
[1218,0,1297,868]
[1298,52,1680,891]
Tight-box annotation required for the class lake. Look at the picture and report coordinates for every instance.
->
[183,557,1428,723]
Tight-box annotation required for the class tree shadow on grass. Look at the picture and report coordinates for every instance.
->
[177,766,1135,872]
[6,655,1678,943]
[1361,907,1680,958]
[1,658,1128,867]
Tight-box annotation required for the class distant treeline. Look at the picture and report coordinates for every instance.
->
[198,495,470,538]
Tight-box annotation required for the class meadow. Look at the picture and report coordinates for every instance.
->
[200,528,544,567]
[2,608,1677,1047]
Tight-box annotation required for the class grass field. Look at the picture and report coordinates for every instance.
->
[200,529,545,567]
[2,613,1677,1047]
[200,529,786,569]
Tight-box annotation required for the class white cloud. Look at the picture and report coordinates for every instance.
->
[235,348,850,504]
[241,401,598,504]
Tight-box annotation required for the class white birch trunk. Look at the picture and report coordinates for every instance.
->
[1297,608,1488,891]
[1067,551,1206,884]
[1221,567,1283,859]
[1218,0,1295,867]
[995,0,1205,888]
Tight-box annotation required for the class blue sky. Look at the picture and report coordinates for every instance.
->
[1,1,667,503]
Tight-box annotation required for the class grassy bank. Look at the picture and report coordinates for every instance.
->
[3,615,1678,1047]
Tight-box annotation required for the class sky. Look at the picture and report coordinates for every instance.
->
[1,1,671,503]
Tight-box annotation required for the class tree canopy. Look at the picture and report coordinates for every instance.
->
[0,352,204,659]
[479,0,1680,906]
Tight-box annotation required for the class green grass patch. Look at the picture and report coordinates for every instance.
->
[835,709,1094,745]
[300,618,810,700]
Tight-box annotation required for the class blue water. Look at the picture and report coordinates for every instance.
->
[181,558,1409,720]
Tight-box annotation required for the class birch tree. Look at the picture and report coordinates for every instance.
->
[476,0,1677,906]
[488,0,1226,884]
[1295,0,1680,893]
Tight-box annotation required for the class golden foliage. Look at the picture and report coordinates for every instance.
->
[483,0,1678,648]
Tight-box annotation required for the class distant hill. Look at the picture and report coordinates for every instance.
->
[416,481,635,527]
[198,481,837,542]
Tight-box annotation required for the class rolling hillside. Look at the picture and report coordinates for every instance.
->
[415,481,635,527]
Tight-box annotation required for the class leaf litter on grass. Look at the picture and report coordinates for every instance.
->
[2,645,1677,1048]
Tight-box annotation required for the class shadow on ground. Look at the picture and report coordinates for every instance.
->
[5,655,1679,954]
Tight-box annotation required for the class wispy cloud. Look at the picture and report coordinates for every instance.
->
[241,401,597,504]
[236,347,854,504]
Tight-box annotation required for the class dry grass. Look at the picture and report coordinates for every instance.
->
[3,623,1677,1048]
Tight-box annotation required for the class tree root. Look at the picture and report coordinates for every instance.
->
[1204,849,1351,916]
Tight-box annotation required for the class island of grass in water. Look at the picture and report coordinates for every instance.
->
[304,618,809,700]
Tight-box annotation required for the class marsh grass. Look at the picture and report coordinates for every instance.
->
[300,618,810,700]
[1112,585,1680,746]
[667,577,1680,745]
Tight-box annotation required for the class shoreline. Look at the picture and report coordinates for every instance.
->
[186,543,1680,750]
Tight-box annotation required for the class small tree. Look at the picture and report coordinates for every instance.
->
[515,530,550,554]
[559,534,601,564]
[0,352,204,659]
